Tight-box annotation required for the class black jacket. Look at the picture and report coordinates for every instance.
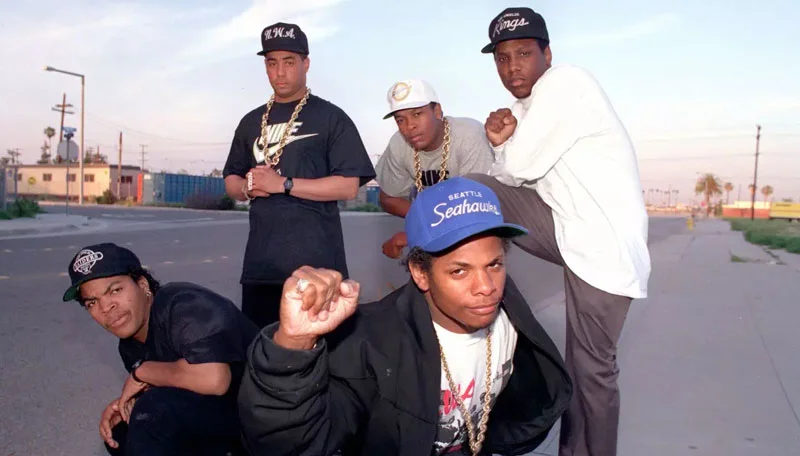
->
[237,279,572,456]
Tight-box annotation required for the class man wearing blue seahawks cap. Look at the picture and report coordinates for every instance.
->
[238,176,572,456]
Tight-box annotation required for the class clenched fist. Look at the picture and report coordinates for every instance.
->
[382,231,408,259]
[273,266,361,351]
[485,108,518,147]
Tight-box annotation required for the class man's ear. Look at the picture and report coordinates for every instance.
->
[433,103,444,121]
[409,262,430,292]
[136,276,150,294]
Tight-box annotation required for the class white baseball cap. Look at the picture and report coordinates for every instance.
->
[383,79,440,119]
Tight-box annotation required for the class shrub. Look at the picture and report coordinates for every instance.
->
[347,204,383,213]
[8,199,42,218]
[97,189,117,205]
[185,192,234,211]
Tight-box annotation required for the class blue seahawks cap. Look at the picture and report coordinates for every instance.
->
[405,176,529,253]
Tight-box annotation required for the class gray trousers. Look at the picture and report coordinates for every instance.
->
[466,174,631,456]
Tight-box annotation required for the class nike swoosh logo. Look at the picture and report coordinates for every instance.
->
[266,133,318,157]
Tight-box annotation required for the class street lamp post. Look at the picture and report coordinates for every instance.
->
[45,66,85,205]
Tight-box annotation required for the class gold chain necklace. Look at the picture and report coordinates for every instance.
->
[439,326,494,455]
[256,88,311,172]
[413,117,451,193]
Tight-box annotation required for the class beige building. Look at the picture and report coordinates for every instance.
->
[5,164,142,202]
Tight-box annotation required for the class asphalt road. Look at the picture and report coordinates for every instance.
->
[0,212,686,456]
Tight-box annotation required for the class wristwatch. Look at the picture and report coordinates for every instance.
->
[283,177,294,195]
[130,359,145,383]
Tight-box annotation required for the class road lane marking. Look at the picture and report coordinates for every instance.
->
[163,261,174,265]
[3,249,12,253]
[202,259,213,263]
[44,248,52,251]
[59,272,68,277]
[221,256,229,260]
[0,275,9,280]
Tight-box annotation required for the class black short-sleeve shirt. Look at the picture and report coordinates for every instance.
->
[118,282,260,397]
[223,94,376,285]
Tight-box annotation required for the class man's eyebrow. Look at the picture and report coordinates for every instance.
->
[84,280,122,301]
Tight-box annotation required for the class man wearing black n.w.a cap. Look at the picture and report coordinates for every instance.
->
[466,6,651,456]
[64,243,258,455]
[223,22,376,329]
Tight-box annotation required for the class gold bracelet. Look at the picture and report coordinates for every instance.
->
[241,184,254,201]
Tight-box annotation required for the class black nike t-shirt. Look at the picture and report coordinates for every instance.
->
[118,282,260,398]
[223,94,376,285]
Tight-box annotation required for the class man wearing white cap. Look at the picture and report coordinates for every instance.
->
[376,79,494,259]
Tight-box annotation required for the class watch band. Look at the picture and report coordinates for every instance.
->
[130,359,145,383]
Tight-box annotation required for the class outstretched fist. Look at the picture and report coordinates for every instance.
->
[485,108,518,147]
[382,231,408,259]
[274,266,361,350]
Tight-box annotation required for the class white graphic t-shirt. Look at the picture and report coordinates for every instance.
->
[433,309,518,454]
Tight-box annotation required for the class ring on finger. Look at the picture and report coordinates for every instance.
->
[296,278,310,292]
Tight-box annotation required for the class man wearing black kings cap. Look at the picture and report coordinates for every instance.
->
[62,243,258,455]
[223,22,376,329]
[466,7,651,456]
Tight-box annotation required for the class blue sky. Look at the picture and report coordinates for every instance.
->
[1,0,798,202]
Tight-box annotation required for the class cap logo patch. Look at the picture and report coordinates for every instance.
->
[430,191,500,227]
[73,249,104,275]
[391,82,411,101]
[264,26,296,41]
[493,13,530,38]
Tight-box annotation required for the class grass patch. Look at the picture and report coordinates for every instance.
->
[345,204,383,213]
[727,218,800,254]
[0,199,44,220]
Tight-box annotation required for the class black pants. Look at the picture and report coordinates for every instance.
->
[105,387,245,456]
[241,284,283,329]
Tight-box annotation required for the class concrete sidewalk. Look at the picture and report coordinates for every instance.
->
[529,219,800,456]
[0,213,107,238]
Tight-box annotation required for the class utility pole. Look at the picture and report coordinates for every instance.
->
[52,93,74,144]
[117,132,123,198]
[139,144,147,172]
[750,125,761,220]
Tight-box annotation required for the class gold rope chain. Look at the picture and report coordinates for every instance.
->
[413,117,451,194]
[257,88,311,170]
[439,326,494,455]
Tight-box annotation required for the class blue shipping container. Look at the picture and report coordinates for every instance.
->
[149,173,226,204]
[366,186,380,206]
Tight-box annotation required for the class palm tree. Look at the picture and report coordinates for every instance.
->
[695,173,723,215]
[761,185,774,202]
[43,126,56,151]
[748,184,756,196]
[724,182,734,204]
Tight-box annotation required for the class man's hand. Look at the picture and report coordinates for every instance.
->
[118,374,147,423]
[485,108,518,147]
[249,165,285,195]
[99,398,123,449]
[382,231,408,259]
[274,266,361,351]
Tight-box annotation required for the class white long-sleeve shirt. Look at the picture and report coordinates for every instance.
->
[490,64,650,299]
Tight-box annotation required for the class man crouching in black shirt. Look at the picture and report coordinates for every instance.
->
[223,21,376,329]
[62,243,258,456]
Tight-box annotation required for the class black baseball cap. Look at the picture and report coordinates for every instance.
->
[63,243,143,302]
[257,22,309,56]
[481,7,549,54]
